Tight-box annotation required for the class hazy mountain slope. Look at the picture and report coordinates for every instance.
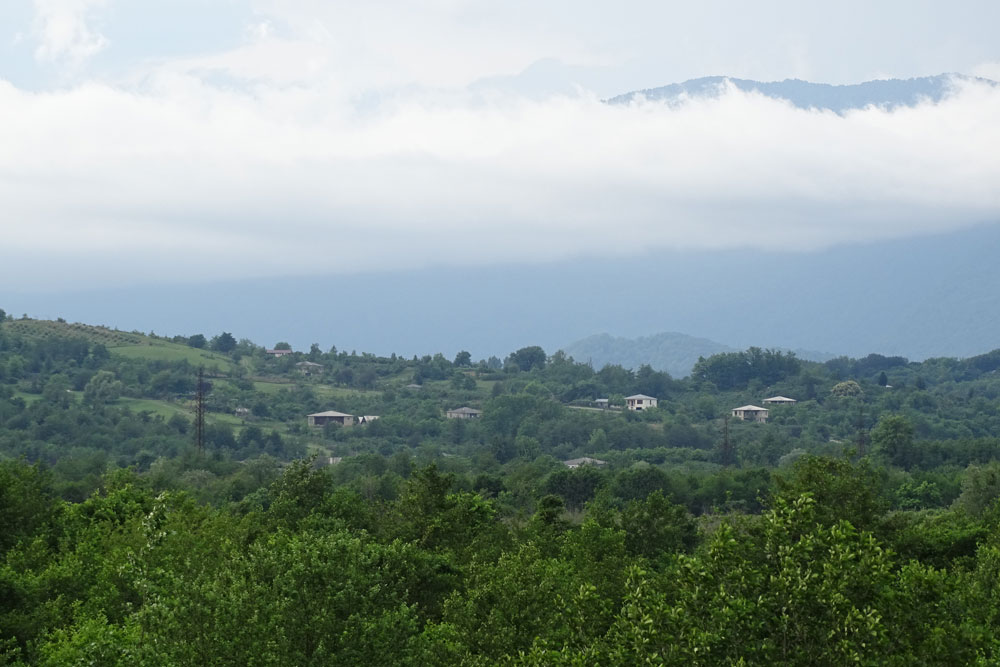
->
[561,333,835,377]
[4,225,999,362]
[561,332,735,377]
[606,74,997,111]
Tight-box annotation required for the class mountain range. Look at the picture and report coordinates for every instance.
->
[606,73,997,111]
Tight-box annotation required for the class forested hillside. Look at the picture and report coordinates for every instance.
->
[5,312,1000,663]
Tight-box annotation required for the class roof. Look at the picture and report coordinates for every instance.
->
[763,396,797,403]
[266,348,293,354]
[732,405,768,412]
[563,457,607,467]
[296,361,322,367]
[308,410,354,418]
[447,406,482,414]
[626,394,657,400]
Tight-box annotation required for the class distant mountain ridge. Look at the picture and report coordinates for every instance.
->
[561,332,834,378]
[5,224,1000,363]
[606,74,998,112]
[561,332,734,378]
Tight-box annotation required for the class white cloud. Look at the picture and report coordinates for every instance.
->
[0,67,999,290]
[972,62,1000,81]
[31,0,109,65]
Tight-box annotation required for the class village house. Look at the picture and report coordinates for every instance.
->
[266,348,293,357]
[594,398,610,409]
[763,396,797,405]
[296,361,323,375]
[562,457,607,469]
[307,410,355,427]
[626,394,658,411]
[357,415,380,425]
[446,407,482,419]
[732,405,769,423]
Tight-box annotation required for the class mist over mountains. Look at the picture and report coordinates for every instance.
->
[5,224,999,364]
[607,73,998,111]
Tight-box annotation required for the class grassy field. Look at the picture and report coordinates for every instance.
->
[12,391,43,405]
[113,343,235,370]
[253,380,294,394]
[313,385,381,400]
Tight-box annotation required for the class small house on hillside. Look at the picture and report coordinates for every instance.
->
[763,396,797,405]
[266,348,293,357]
[308,410,355,427]
[626,394,658,411]
[446,407,482,419]
[296,361,323,375]
[358,415,380,425]
[595,398,610,409]
[563,457,607,469]
[732,405,769,423]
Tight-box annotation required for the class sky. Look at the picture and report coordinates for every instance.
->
[2,0,1000,291]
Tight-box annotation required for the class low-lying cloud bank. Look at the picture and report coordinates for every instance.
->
[1,72,999,289]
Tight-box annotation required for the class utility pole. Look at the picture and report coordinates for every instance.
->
[720,415,734,466]
[195,367,206,455]
[855,404,868,457]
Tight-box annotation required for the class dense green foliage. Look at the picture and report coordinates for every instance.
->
[6,316,1000,663]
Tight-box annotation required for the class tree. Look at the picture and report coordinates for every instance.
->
[186,334,207,349]
[454,350,472,367]
[83,370,122,406]
[878,371,888,387]
[831,380,863,397]
[274,341,292,350]
[871,415,916,469]
[506,346,546,373]
[213,332,237,353]
[620,490,697,558]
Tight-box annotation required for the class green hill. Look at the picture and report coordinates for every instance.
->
[1,318,235,371]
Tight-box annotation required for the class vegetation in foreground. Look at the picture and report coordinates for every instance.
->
[4,310,1000,663]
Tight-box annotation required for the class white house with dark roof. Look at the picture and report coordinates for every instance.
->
[732,405,769,423]
[446,407,482,419]
[307,410,355,427]
[626,394,658,411]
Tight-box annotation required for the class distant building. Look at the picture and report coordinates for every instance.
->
[626,394,658,411]
[357,415,380,425]
[405,383,423,390]
[732,405,769,423]
[266,348,293,357]
[762,396,797,405]
[307,410,355,427]
[595,398,610,409]
[296,361,323,375]
[563,457,607,469]
[446,407,482,419]
[234,407,250,418]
